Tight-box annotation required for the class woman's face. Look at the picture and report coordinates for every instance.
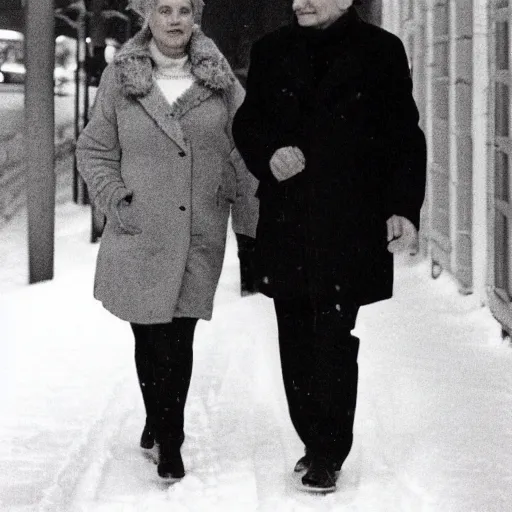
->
[292,0,352,29]
[149,0,194,57]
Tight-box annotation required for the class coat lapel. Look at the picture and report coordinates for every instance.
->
[283,10,365,117]
[166,82,214,120]
[137,80,215,153]
[274,37,316,129]
[114,26,234,152]
[314,15,365,107]
[137,84,189,153]
[315,45,364,102]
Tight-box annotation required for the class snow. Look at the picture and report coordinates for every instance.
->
[1,200,512,511]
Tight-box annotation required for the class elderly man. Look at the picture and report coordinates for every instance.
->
[233,0,426,493]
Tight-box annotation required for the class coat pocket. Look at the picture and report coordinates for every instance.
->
[115,199,142,236]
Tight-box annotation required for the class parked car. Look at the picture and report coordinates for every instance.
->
[0,61,25,84]
[0,61,74,95]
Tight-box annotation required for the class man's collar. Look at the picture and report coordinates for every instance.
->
[292,5,361,44]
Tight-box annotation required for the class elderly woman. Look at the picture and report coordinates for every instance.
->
[233,0,426,492]
[76,0,258,481]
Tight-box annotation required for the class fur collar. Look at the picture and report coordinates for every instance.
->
[114,25,236,98]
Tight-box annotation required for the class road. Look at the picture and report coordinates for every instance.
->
[0,82,76,137]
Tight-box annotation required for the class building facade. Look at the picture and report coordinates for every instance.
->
[381,0,512,334]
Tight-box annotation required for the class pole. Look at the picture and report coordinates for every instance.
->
[89,0,108,243]
[54,9,83,204]
[73,23,81,203]
[76,8,89,204]
[83,14,91,132]
[25,0,55,284]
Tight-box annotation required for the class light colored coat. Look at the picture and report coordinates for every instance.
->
[76,26,259,324]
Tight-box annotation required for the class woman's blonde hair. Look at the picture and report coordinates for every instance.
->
[128,0,204,24]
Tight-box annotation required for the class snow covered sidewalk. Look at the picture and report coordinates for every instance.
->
[1,202,512,511]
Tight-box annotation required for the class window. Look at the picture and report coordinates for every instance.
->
[496,21,509,70]
[495,213,510,294]
[495,82,510,137]
[490,0,512,303]
[495,150,510,202]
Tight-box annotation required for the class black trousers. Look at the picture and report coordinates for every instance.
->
[273,297,360,465]
[131,318,198,447]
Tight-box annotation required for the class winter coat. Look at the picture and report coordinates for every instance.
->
[76,26,259,324]
[233,7,426,305]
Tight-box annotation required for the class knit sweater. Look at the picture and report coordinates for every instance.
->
[149,39,194,105]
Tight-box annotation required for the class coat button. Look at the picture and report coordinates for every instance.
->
[178,150,186,157]
[179,206,186,211]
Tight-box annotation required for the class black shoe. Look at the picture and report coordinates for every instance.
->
[301,456,338,493]
[294,453,312,472]
[294,449,342,473]
[140,421,155,450]
[157,442,185,480]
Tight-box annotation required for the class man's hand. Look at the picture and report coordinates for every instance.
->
[270,146,306,182]
[386,215,418,254]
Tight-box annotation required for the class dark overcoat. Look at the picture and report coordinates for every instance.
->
[232,7,426,306]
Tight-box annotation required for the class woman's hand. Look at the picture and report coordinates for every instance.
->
[116,199,142,235]
[386,215,418,254]
[110,190,142,235]
[269,146,306,182]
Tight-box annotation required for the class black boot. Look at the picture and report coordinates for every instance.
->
[132,324,158,451]
[140,419,155,450]
[301,455,338,493]
[157,440,185,480]
[236,233,258,296]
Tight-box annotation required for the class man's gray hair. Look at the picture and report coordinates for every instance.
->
[128,0,204,24]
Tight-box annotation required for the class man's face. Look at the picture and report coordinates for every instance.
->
[292,0,353,29]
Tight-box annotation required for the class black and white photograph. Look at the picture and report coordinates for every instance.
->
[1,0,511,510]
